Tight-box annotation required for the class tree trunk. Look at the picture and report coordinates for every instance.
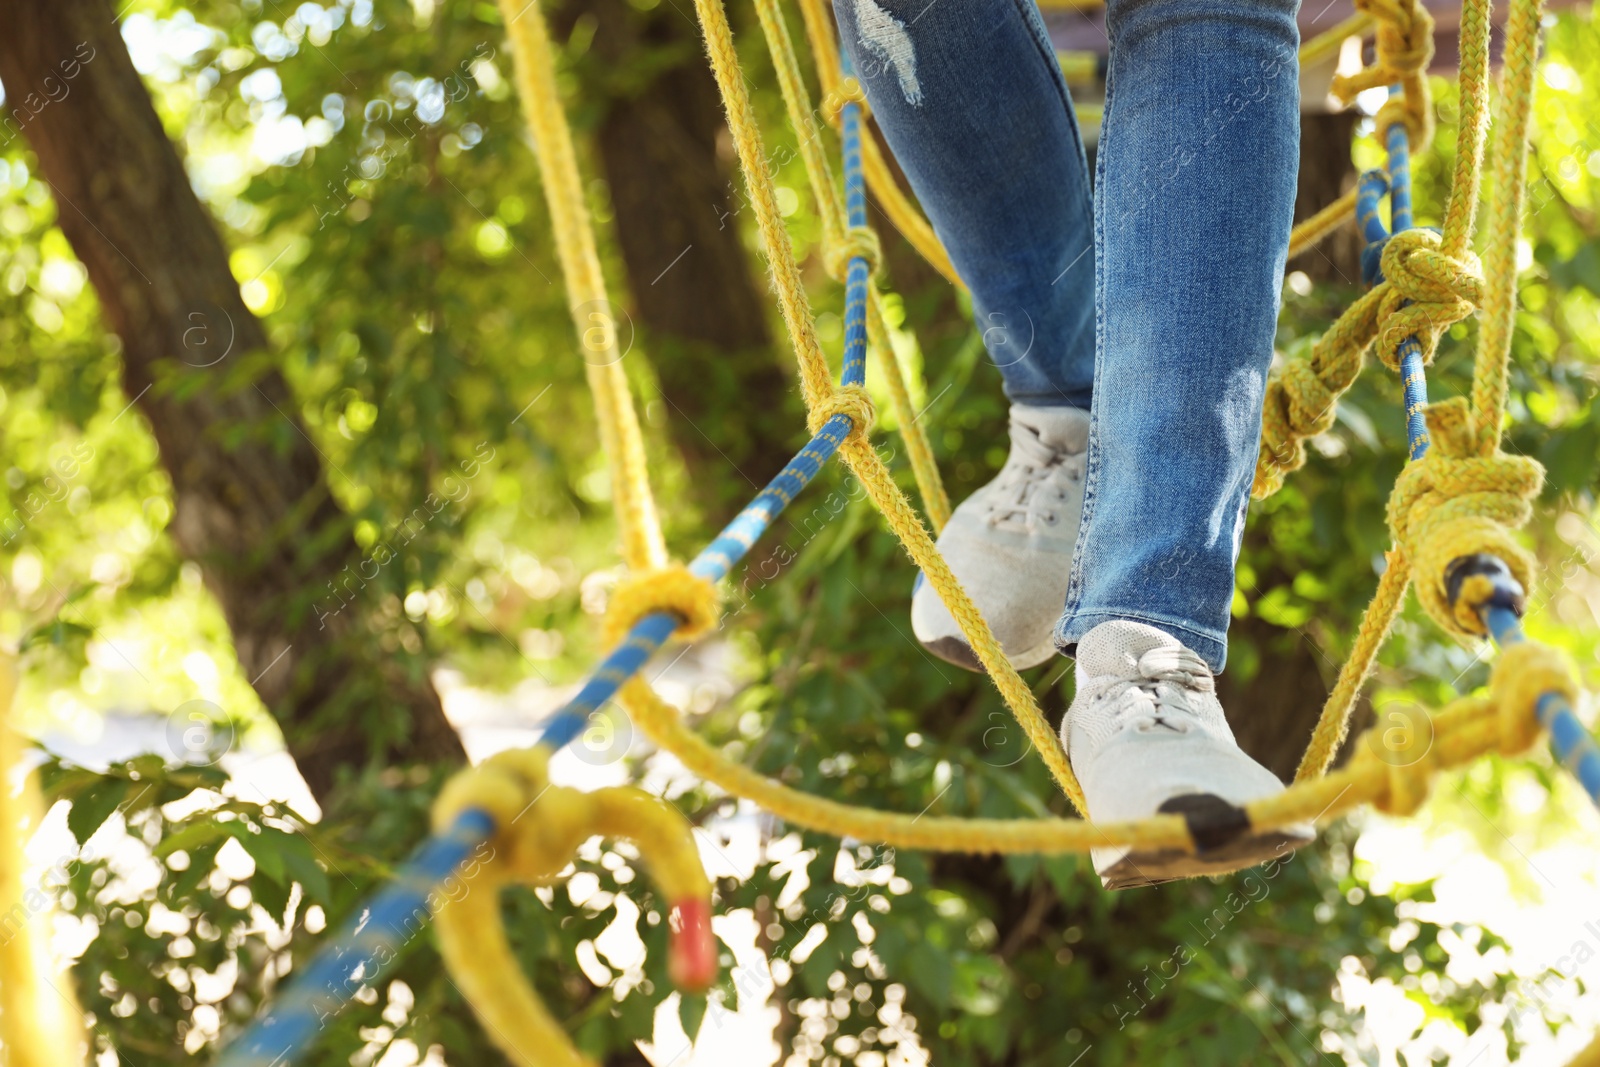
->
[0,0,465,803]
[1289,110,1365,285]
[553,0,800,516]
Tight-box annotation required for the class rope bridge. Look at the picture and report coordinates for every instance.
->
[209,0,1600,1064]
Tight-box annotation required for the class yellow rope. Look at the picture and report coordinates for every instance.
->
[1568,1033,1600,1067]
[619,644,1572,848]
[432,748,713,1067]
[1301,13,1378,69]
[1294,551,1411,780]
[752,0,951,529]
[1473,0,1544,445]
[694,0,1086,810]
[1257,0,1486,495]
[449,0,1599,1060]
[0,654,88,1067]
[1289,186,1361,260]
[498,0,665,573]
[795,0,965,291]
[489,0,1578,837]
[1284,0,1549,783]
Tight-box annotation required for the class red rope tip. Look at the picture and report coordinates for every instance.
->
[668,899,718,993]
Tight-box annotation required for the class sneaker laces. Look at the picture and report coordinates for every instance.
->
[1099,645,1216,734]
[984,418,1085,532]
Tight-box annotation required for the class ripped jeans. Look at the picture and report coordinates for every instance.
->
[834,0,1300,671]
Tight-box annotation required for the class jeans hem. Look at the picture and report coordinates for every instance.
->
[1008,394,1093,411]
[1053,609,1228,674]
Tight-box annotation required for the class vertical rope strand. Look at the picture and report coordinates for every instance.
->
[690,0,1085,810]
[498,0,667,570]
[752,0,950,526]
[1472,0,1544,446]
[1438,0,1493,258]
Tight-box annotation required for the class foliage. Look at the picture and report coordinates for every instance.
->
[2,1,1598,1065]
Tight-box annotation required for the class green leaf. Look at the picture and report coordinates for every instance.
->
[679,992,707,1042]
[239,826,292,883]
[905,938,953,1008]
[170,840,223,903]
[278,834,333,906]
[153,819,231,858]
[67,778,128,846]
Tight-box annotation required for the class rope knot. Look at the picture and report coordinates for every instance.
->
[430,745,716,1067]
[1387,398,1544,636]
[432,747,579,882]
[807,383,876,443]
[1373,228,1483,371]
[820,76,870,129]
[1256,354,1340,495]
[602,563,721,646]
[1356,733,1437,817]
[1489,642,1577,757]
[1349,695,1445,816]
[1254,284,1388,500]
[822,225,883,283]
[1332,0,1436,149]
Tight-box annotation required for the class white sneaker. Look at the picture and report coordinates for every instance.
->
[1062,620,1315,890]
[911,403,1088,671]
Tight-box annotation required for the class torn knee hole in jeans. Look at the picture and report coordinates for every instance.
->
[853,0,923,106]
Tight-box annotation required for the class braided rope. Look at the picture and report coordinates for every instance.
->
[753,0,950,528]
[499,0,665,572]
[1288,0,1555,783]
[432,748,714,1067]
[206,1,1599,1064]
[481,0,1579,858]
[695,0,1084,806]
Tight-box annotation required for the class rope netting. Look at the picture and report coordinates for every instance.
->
[211,0,1600,1064]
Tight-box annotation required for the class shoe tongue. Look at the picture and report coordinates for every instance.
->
[1075,620,1186,681]
[1011,404,1089,454]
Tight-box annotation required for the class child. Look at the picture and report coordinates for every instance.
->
[835,0,1315,888]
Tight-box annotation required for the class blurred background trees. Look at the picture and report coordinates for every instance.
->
[1,1,1598,1065]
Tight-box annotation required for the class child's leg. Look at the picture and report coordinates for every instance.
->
[1058,0,1310,889]
[1054,0,1301,672]
[835,0,1098,671]
[833,0,1094,409]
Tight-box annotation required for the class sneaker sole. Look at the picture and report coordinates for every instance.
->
[922,633,1058,674]
[1094,793,1316,891]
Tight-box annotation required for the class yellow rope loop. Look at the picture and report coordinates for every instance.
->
[1257,352,1343,495]
[823,225,884,283]
[1373,228,1483,371]
[1332,0,1436,148]
[432,747,716,1067]
[825,225,889,283]
[808,382,877,442]
[820,75,870,129]
[602,563,722,646]
[1254,286,1387,499]
[1387,398,1544,637]
[1349,724,1438,816]
[1566,1032,1600,1067]
[1374,93,1433,156]
[1490,641,1579,757]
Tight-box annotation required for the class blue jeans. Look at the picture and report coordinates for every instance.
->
[835,0,1300,671]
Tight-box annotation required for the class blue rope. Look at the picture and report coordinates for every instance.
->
[1384,115,1433,462]
[1356,88,1431,462]
[216,88,880,1067]
[841,99,869,388]
[218,810,494,1067]
[1484,605,1600,808]
[1361,87,1600,814]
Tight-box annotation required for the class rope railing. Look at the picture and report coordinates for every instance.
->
[210,0,1597,1063]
